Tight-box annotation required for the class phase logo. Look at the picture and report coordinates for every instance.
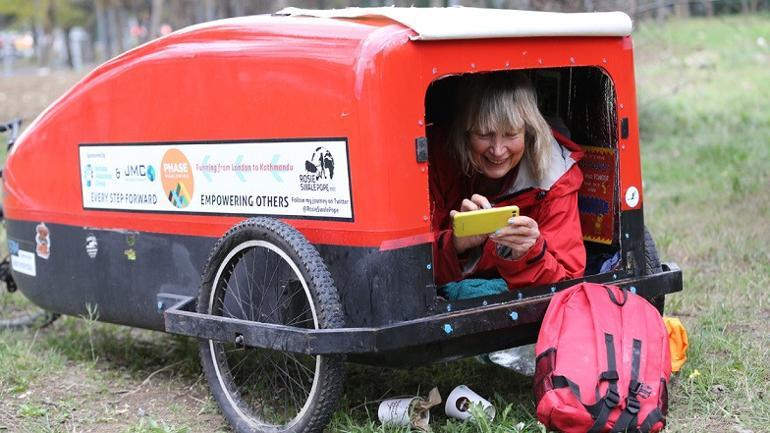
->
[161,148,194,208]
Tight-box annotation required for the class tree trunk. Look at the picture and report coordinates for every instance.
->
[228,0,246,16]
[674,1,690,17]
[628,0,638,20]
[150,0,163,38]
[32,22,44,65]
[655,0,668,22]
[704,0,714,16]
[117,5,128,52]
[204,0,217,21]
[41,0,57,67]
[94,0,108,61]
[64,27,74,69]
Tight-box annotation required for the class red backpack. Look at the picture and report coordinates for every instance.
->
[534,283,671,433]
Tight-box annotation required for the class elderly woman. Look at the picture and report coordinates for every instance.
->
[431,71,586,290]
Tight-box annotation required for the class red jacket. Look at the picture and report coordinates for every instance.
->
[430,131,586,290]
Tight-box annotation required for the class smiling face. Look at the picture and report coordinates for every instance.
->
[468,128,526,179]
[451,72,552,181]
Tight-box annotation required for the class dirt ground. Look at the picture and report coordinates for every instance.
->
[0,322,230,432]
[0,69,87,126]
[0,67,230,432]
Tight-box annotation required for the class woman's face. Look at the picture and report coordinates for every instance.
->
[468,127,526,179]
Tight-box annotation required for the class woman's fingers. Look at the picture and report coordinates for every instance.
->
[453,232,488,254]
[470,194,492,209]
[492,225,539,239]
[492,235,534,246]
[458,194,491,212]
[508,215,538,229]
[490,215,539,258]
[460,198,480,212]
[491,237,535,260]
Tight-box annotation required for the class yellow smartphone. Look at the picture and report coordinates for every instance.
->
[452,205,520,237]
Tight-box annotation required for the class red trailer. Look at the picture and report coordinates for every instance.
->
[1,7,682,433]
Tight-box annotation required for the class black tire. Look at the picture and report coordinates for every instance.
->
[643,227,665,315]
[197,218,345,433]
[0,255,59,330]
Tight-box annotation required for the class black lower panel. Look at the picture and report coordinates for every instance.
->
[5,220,435,331]
[6,220,217,330]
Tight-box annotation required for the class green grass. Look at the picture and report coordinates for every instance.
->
[1,14,769,433]
[124,418,191,433]
[635,14,770,433]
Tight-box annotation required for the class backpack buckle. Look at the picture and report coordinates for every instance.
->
[626,396,641,414]
[605,388,620,408]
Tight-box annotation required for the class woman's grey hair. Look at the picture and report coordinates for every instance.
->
[449,71,552,181]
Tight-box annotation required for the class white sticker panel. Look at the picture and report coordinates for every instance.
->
[80,140,352,220]
[11,250,36,277]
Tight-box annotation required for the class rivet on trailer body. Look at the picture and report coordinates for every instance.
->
[603,58,608,64]
[443,324,453,334]
[625,233,630,239]
[550,286,557,293]
[538,58,543,64]
[630,286,637,294]
[504,61,510,68]
[570,57,576,64]
[423,215,429,222]
[470,63,476,69]
[426,263,432,270]
[613,273,618,279]
[418,119,424,126]
[620,103,625,110]
[432,67,438,74]
[234,334,245,347]
[509,311,519,321]
[156,301,164,312]
[482,300,488,306]
[447,304,452,312]
[517,292,523,300]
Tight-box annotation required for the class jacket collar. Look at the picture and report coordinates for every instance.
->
[505,132,581,195]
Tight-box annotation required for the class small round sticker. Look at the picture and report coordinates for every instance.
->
[625,186,640,208]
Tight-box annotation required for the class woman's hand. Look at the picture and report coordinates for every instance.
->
[451,194,492,254]
[489,216,540,260]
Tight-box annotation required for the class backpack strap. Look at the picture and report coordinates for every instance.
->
[553,375,583,401]
[639,408,666,433]
[612,339,643,433]
[605,286,628,306]
[587,333,620,433]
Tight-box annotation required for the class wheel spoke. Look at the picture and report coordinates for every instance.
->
[200,220,343,432]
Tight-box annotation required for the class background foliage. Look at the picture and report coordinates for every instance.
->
[0,7,768,433]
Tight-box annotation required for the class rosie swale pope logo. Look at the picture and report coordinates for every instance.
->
[161,148,194,208]
[304,147,335,180]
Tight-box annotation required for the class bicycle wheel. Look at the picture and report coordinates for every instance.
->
[197,217,345,433]
[643,226,665,315]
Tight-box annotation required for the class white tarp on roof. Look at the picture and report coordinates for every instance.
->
[276,6,632,41]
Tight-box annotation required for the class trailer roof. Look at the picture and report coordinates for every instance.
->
[276,6,633,41]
